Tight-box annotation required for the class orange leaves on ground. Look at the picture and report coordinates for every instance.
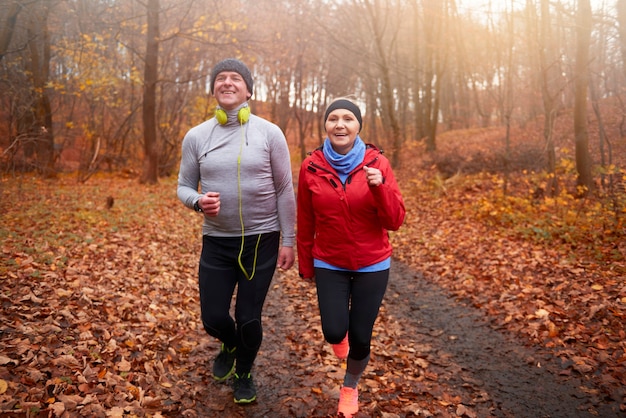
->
[394,132,625,407]
[2,131,625,417]
[0,176,203,416]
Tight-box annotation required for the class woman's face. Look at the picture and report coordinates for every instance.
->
[325,109,360,155]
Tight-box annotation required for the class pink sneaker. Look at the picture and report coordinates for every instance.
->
[332,333,349,360]
[338,386,358,417]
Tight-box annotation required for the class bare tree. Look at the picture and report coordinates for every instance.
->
[617,0,626,80]
[536,0,563,196]
[573,0,593,195]
[140,0,160,184]
[359,0,404,165]
[4,0,56,176]
[503,0,517,195]
[415,0,449,153]
[0,0,23,61]
[1,0,623,197]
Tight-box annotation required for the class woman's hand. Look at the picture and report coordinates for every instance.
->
[363,166,383,187]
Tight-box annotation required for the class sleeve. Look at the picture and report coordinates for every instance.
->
[177,131,201,209]
[270,128,296,248]
[368,157,405,231]
[296,161,315,279]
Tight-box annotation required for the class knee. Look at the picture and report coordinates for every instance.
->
[324,328,348,345]
[349,344,370,360]
[201,314,232,339]
[347,332,371,360]
[202,319,221,338]
[240,319,262,350]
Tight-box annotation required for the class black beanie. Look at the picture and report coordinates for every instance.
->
[210,58,254,96]
[324,99,362,131]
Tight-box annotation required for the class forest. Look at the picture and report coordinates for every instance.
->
[0,0,625,417]
[0,0,623,186]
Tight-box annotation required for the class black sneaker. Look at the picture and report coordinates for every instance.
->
[233,373,257,404]
[213,343,236,381]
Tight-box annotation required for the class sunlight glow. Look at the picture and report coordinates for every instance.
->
[458,0,609,14]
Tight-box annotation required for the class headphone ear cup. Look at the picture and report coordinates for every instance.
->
[215,108,228,125]
[216,106,250,125]
[238,106,251,124]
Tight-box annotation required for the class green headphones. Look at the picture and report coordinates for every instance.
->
[216,105,251,125]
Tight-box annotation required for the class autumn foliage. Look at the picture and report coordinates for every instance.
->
[0,119,625,416]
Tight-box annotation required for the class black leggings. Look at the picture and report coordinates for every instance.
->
[315,268,389,361]
[198,232,279,374]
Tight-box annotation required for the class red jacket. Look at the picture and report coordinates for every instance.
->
[297,144,405,279]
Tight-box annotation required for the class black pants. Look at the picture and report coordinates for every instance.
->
[314,267,389,361]
[198,231,279,374]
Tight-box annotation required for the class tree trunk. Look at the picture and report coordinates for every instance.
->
[539,0,559,196]
[503,0,515,195]
[422,0,446,153]
[617,0,626,80]
[589,78,613,189]
[363,0,402,167]
[574,0,593,196]
[0,1,22,61]
[27,0,55,177]
[141,0,159,184]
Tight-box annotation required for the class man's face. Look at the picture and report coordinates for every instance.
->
[213,71,250,110]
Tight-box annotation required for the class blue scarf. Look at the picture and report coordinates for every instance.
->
[323,136,366,184]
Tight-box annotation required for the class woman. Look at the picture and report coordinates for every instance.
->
[297,98,405,417]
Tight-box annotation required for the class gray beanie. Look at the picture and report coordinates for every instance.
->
[210,58,254,96]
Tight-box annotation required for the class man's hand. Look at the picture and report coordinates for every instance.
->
[198,192,220,216]
[277,246,295,270]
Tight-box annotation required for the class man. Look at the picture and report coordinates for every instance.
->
[177,58,295,404]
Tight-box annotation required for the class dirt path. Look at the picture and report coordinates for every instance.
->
[383,262,622,418]
[186,261,623,417]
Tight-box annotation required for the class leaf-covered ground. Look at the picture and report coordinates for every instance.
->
[0,124,625,417]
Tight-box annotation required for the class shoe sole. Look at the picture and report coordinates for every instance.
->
[213,364,235,381]
[233,396,257,404]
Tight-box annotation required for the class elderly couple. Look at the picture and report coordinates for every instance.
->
[177,58,405,417]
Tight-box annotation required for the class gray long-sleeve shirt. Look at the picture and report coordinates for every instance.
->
[177,108,296,247]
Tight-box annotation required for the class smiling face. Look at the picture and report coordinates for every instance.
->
[213,71,251,110]
[325,108,360,155]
